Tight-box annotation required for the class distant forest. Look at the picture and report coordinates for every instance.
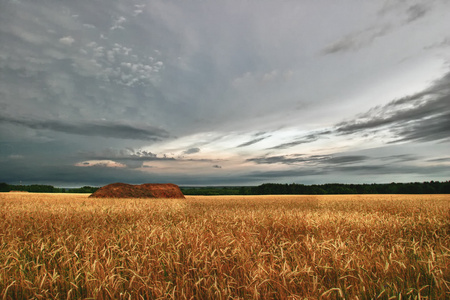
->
[183,181,450,195]
[243,181,450,195]
[2,181,448,195]
[0,183,98,194]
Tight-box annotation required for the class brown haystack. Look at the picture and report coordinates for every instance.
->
[89,183,185,199]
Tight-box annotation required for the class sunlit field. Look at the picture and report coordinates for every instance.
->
[1,193,449,299]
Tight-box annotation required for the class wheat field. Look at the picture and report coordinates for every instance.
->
[0,193,449,299]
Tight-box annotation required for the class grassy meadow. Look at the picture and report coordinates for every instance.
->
[0,193,449,299]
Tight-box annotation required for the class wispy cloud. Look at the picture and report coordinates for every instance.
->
[325,156,369,164]
[322,24,392,55]
[247,154,329,165]
[183,147,200,155]
[379,154,419,162]
[405,4,429,23]
[0,115,169,141]
[427,157,450,163]
[77,147,222,169]
[378,1,431,22]
[237,136,268,148]
[78,149,173,169]
[335,70,450,143]
[323,2,431,55]
[247,153,370,166]
[59,36,75,46]
[268,131,330,150]
[110,16,127,30]
[82,149,164,161]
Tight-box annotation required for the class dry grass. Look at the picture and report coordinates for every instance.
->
[0,193,449,299]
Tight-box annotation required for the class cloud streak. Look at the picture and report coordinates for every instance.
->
[268,131,330,150]
[323,2,432,55]
[335,70,450,143]
[183,147,200,155]
[0,115,169,141]
[322,24,392,55]
[237,137,268,148]
[247,154,329,165]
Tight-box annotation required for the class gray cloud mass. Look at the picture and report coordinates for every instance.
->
[336,70,450,143]
[183,147,201,155]
[1,0,449,186]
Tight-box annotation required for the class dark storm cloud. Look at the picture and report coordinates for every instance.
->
[0,157,238,186]
[243,68,450,152]
[336,70,450,142]
[0,160,155,186]
[0,115,169,141]
[391,111,450,143]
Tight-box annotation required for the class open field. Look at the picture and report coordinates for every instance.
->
[0,193,449,299]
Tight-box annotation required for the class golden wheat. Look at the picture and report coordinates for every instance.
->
[0,193,449,299]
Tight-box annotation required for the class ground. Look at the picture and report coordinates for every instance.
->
[1,193,449,299]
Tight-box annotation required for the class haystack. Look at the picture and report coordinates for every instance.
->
[89,183,185,199]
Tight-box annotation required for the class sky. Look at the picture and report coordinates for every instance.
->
[1,0,449,187]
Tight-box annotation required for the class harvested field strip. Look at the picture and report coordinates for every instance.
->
[0,193,449,299]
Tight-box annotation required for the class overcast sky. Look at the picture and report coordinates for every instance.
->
[1,0,449,187]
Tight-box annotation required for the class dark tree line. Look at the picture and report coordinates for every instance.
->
[181,186,242,195]
[1,181,449,195]
[183,181,450,195]
[247,181,450,195]
[0,183,98,193]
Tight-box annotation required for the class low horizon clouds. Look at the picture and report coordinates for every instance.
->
[1,0,449,186]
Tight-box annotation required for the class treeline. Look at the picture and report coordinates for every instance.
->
[183,181,450,195]
[0,183,98,193]
[248,181,450,195]
[181,187,243,195]
[1,181,449,195]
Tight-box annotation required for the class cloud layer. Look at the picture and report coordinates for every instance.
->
[1,0,449,186]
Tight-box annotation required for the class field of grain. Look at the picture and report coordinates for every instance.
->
[0,193,449,299]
